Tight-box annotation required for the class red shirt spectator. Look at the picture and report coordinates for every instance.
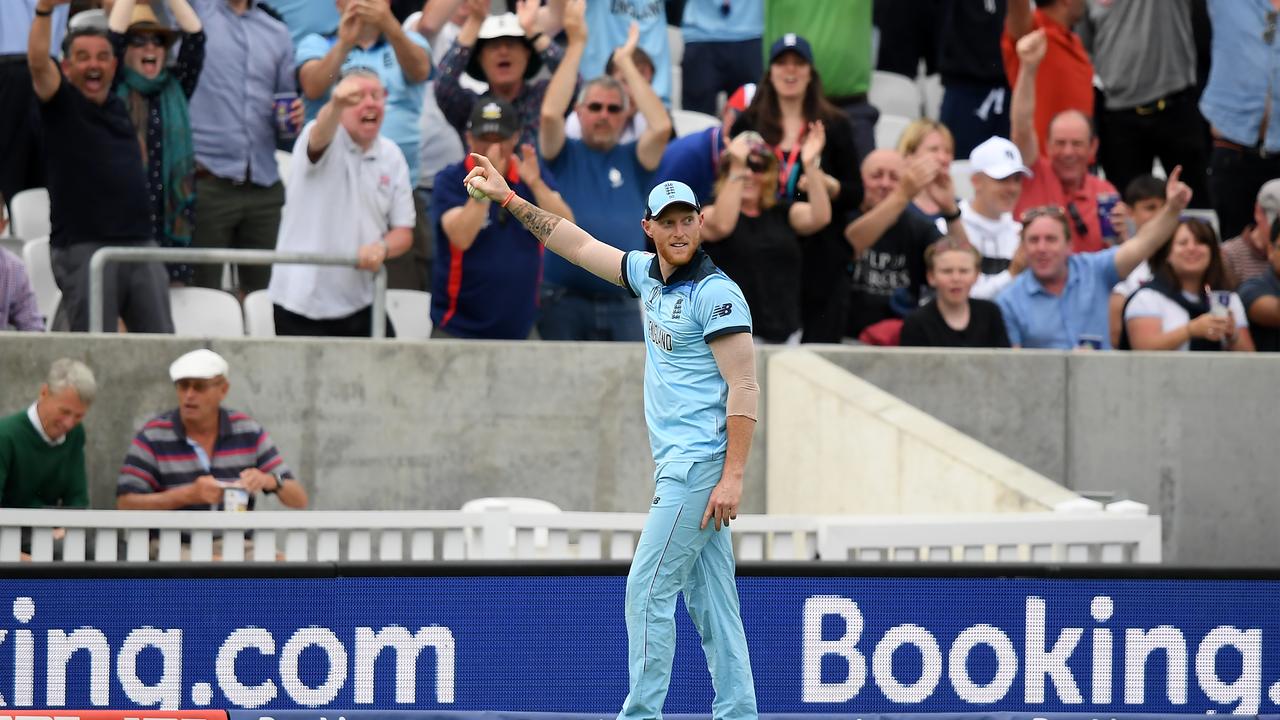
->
[1002,1,1092,153]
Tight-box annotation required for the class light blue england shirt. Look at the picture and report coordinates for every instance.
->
[622,249,752,464]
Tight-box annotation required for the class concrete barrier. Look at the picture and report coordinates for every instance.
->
[2,335,1276,563]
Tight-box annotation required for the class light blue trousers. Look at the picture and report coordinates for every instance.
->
[617,460,758,720]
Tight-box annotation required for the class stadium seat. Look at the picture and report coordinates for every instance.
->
[869,70,922,119]
[275,150,292,185]
[169,287,245,337]
[875,113,912,150]
[920,73,943,120]
[461,496,563,558]
[10,188,51,240]
[242,289,275,337]
[949,159,976,202]
[672,108,719,137]
[385,289,433,339]
[20,237,61,329]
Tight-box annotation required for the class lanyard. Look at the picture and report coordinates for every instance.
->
[775,130,805,199]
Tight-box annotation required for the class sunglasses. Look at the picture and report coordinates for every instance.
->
[126,34,169,48]
[585,102,624,115]
[746,156,771,173]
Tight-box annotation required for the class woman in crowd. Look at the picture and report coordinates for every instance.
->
[730,34,860,343]
[901,237,1009,348]
[897,118,958,221]
[108,0,204,283]
[1121,218,1254,352]
[701,129,831,344]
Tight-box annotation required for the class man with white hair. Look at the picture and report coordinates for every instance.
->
[117,349,307,510]
[961,136,1032,300]
[0,358,95,508]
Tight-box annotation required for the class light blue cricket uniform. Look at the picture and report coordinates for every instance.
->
[618,247,757,720]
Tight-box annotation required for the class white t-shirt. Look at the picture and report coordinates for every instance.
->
[1123,286,1248,351]
[1113,260,1151,297]
[269,122,416,320]
[960,200,1023,300]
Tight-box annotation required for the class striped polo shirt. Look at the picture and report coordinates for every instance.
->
[117,408,294,511]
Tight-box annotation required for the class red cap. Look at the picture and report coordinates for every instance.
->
[726,83,757,112]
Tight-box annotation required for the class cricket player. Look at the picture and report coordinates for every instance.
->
[463,154,760,720]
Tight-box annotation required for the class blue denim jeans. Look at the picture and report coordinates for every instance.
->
[536,282,643,341]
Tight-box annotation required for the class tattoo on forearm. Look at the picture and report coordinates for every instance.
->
[510,199,563,243]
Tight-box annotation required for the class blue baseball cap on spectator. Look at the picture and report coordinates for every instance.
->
[645,181,701,219]
[769,33,814,65]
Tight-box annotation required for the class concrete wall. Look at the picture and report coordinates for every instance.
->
[766,350,1076,515]
[3,336,1278,563]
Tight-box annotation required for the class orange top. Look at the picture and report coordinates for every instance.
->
[1002,9,1095,154]
[1015,155,1119,255]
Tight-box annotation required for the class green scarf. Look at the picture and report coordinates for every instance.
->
[115,67,195,248]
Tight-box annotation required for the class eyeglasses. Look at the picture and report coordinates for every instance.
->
[585,102,624,114]
[126,34,168,48]
[1020,205,1067,224]
[175,378,223,393]
[1064,202,1089,238]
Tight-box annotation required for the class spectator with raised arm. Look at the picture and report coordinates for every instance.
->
[27,0,173,333]
[963,136,1032,300]
[658,83,755,205]
[1010,28,1117,254]
[187,0,299,295]
[1120,218,1253,352]
[432,96,572,339]
[436,0,564,149]
[843,149,942,340]
[118,349,307,511]
[896,120,971,250]
[901,239,1011,348]
[700,128,830,345]
[1,1,68,210]
[1002,0,1092,153]
[268,70,415,337]
[1107,173,1166,346]
[536,0,671,341]
[543,0,673,106]
[108,0,203,284]
[996,167,1193,349]
[564,44,661,144]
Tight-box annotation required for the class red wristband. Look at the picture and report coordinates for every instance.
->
[500,190,517,208]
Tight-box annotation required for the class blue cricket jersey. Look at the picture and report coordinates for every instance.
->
[621,249,753,464]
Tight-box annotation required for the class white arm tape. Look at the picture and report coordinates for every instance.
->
[709,331,759,421]
[546,221,627,286]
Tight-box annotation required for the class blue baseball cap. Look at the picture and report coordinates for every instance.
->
[769,33,814,65]
[645,181,701,219]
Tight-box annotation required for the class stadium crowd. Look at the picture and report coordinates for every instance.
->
[2,0,1280,353]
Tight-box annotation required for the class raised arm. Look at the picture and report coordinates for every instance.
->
[789,122,832,236]
[299,8,359,99]
[613,23,672,171]
[418,0,467,38]
[465,152,623,283]
[167,0,202,33]
[306,75,363,162]
[354,0,430,83]
[701,135,753,241]
[1114,166,1193,279]
[108,0,138,32]
[539,0,586,162]
[845,156,934,255]
[1006,0,1034,42]
[1010,29,1045,165]
[28,0,69,102]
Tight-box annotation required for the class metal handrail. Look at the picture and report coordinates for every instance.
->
[87,247,388,337]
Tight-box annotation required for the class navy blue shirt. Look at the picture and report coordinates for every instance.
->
[431,159,558,339]
[655,126,722,205]
[544,139,655,296]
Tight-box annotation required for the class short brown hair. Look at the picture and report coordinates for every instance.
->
[924,236,980,271]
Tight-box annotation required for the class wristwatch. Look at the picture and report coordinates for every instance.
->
[940,207,962,222]
[265,474,283,494]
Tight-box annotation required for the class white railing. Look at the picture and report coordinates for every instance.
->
[0,502,1160,564]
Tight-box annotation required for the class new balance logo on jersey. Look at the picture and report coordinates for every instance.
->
[711,303,734,319]
[671,298,683,319]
